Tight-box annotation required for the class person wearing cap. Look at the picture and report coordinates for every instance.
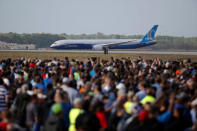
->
[116,83,126,91]
[49,91,72,131]
[44,103,66,131]
[61,77,78,105]
[69,98,84,131]
[165,97,193,131]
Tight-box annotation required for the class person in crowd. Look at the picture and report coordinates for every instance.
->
[69,98,84,131]
[50,91,72,131]
[61,77,79,105]
[0,78,9,112]
[44,103,66,131]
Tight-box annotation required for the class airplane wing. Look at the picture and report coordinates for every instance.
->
[99,39,138,49]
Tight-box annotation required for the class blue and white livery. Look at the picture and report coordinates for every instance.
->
[50,25,158,54]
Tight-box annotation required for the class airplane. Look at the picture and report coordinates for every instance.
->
[50,25,158,54]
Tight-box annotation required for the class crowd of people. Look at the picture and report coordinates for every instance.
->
[0,56,197,131]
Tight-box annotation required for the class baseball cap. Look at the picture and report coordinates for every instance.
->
[62,77,70,83]
[52,103,63,115]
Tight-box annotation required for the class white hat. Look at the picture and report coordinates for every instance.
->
[3,78,10,86]
[116,83,126,90]
[163,69,169,74]
[62,77,70,83]
[106,66,113,71]
[27,90,34,96]
[37,93,47,99]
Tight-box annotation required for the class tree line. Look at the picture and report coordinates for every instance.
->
[0,32,197,50]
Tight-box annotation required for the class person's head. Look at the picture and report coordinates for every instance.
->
[127,91,134,101]
[30,94,37,103]
[138,109,149,123]
[65,57,69,61]
[173,104,185,118]
[47,83,53,91]
[34,75,41,83]
[21,84,28,94]
[117,89,126,100]
[62,77,70,86]
[84,81,92,92]
[54,92,64,103]
[133,96,139,103]
[75,112,101,131]
[37,93,46,103]
[93,80,102,93]
[160,99,169,112]
[52,103,63,116]
[148,106,159,118]
[74,98,83,109]
[104,76,111,86]
[145,86,155,96]
[139,81,146,90]
[18,75,24,85]
[0,110,12,122]
[116,105,125,117]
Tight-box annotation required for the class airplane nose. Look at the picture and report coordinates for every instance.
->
[50,43,55,48]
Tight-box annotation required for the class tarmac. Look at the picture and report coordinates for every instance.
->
[0,50,197,55]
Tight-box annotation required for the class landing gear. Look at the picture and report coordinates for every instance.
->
[104,48,109,54]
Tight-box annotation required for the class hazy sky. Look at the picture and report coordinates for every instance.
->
[0,0,196,37]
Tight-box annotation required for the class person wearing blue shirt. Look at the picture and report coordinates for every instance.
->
[135,81,146,101]
[157,92,174,125]
[49,92,72,131]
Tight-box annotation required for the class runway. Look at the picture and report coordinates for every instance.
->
[0,50,197,56]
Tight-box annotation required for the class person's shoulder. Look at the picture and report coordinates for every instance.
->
[61,102,72,108]
[69,87,78,93]
[135,90,144,95]
[0,85,6,89]
[60,85,67,89]
[0,85,7,92]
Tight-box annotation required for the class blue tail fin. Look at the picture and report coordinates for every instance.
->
[141,25,158,43]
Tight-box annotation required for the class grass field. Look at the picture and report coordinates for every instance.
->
[0,51,197,61]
